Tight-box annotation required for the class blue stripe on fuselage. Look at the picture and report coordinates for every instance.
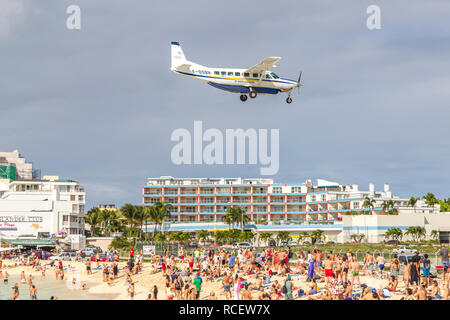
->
[208,82,279,94]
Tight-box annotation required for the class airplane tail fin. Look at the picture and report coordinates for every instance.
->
[171,41,189,70]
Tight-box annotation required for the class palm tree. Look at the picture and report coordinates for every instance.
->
[381,200,396,214]
[240,231,255,242]
[224,207,250,230]
[310,229,324,244]
[168,232,182,242]
[384,227,403,241]
[197,230,209,243]
[298,231,309,244]
[423,193,439,206]
[405,226,426,243]
[85,208,101,236]
[259,232,272,246]
[120,203,137,238]
[105,210,123,235]
[276,231,290,245]
[430,230,440,242]
[362,197,376,214]
[148,201,172,235]
[350,233,365,243]
[407,196,419,213]
[180,232,191,243]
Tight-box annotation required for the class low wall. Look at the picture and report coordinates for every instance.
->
[86,237,114,251]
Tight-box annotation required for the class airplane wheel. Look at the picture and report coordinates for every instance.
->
[286,97,292,104]
[240,94,248,102]
[249,91,257,99]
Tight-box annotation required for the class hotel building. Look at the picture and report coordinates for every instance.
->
[0,151,86,248]
[143,176,438,224]
[142,176,449,243]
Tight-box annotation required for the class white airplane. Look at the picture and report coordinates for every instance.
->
[170,42,302,103]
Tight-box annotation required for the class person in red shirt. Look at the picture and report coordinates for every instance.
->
[161,260,167,275]
[130,248,135,258]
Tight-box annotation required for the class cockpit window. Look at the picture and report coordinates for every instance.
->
[265,74,272,79]
[270,72,280,79]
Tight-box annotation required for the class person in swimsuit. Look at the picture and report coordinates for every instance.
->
[351,256,361,288]
[129,282,135,300]
[10,283,19,300]
[30,285,37,300]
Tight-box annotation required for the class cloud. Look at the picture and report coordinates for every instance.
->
[0,1,449,207]
[0,0,26,40]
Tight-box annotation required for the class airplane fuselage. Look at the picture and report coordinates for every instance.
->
[171,63,298,95]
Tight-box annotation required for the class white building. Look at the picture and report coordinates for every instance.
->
[0,175,86,248]
[142,176,447,243]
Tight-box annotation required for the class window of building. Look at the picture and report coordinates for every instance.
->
[70,195,75,201]
[272,187,282,194]
[353,202,360,209]
[321,195,326,201]
[291,187,302,193]
[310,195,316,202]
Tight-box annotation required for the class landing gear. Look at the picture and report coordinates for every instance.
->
[249,91,257,99]
[286,96,292,104]
[240,94,248,102]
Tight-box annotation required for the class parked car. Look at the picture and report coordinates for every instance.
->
[78,247,101,257]
[90,253,114,262]
[49,251,76,261]
[280,240,291,247]
[34,250,54,260]
[392,246,415,255]
[235,242,252,249]
[386,240,401,245]
[187,242,199,248]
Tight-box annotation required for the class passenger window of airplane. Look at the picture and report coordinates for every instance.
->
[244,73,250,77]
[228,72,233,76]
[221,71,226,76]
[235,72,240,76]
[252,73,258,78]
[214,71,219,75]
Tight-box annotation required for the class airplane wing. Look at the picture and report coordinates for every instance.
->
[244,57,281,75]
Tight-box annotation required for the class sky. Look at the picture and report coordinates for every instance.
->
[1,0,449,209]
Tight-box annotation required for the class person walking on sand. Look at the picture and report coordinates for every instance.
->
[10,283,19,300]
[130,282,135,300]
[351,256,361,289]
[30,285,37,300]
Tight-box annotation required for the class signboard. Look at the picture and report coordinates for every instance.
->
[142,245,156,256]
[0,213,50,236]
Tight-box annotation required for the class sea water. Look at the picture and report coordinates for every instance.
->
[0,274,116,300]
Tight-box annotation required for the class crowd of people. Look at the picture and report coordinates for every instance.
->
[113,243,450,300]
[0,243,449,300]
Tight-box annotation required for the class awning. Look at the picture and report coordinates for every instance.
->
[0,247,16,252]
[0,238,56,247]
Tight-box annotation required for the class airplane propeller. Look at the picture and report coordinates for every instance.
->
[297,71,303,95]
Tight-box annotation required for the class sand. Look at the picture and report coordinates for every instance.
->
[0,259,406,300]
